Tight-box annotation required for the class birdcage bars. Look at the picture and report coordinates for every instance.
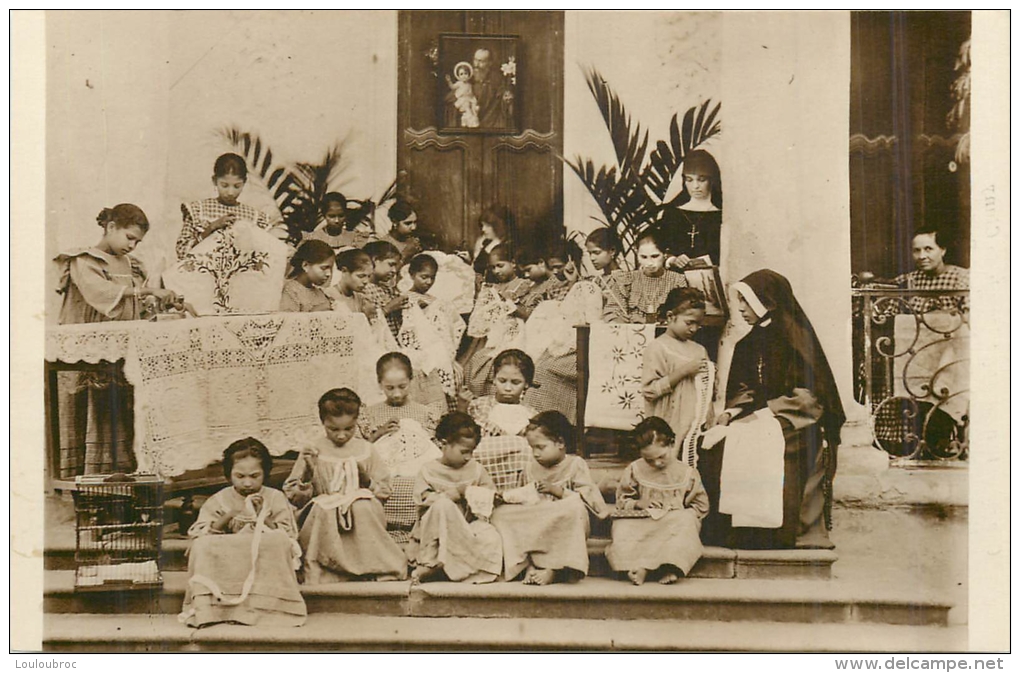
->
[72,474,165,592]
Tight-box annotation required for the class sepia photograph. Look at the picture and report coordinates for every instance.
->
[9,8,1010,659]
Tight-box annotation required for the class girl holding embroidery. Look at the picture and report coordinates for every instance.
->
[54,204,179,477]
[279,240,335,312]
[407,412,503,584]
[461,244,532,397]
[491,411,609,585]
[182,438,306,627]
[602,230,688,324]
[642,287,713,449]
[325,248,375,319]
[284,388,408,583]
[467,349,538,438]
[176,153,283,260]
[605,418,709,585]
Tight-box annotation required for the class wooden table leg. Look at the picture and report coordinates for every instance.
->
[575,324,590,458]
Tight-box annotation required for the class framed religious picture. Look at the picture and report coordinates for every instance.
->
[683,266,729,326]
[437,33,519,134]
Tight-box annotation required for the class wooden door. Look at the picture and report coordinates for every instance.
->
[398,10,564,251]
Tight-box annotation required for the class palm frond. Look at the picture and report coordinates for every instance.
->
[583,67,649,178]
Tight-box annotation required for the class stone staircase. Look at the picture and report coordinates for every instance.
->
[42,534,964,652]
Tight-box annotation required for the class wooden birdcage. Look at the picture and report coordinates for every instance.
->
[72,474,164,592]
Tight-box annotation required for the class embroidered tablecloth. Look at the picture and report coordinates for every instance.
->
[46,312,384,477]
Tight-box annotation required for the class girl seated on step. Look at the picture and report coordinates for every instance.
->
[407,411,503,584]
[605,417,709,585]
[491,411,609,585]
[181,438,306,627]
[284,388,408,583]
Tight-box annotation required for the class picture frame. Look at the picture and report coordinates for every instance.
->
[437,33,519,135]
[683,266,729,326]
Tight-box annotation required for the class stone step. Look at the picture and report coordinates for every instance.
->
[42,613,968,652]
[44,537,836,579]
[44,571,951,627]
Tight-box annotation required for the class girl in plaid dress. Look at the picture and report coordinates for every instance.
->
[176,153,282,260]
[467,349,538,438]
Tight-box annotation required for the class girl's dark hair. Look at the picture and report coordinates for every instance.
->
[526,410,576,454]
[318,388,361,420]
[363,240,402,263]
[677,149,723,209]
[586,227,621,253]
[516,246,544,267]
[487,242,513,265]
[376,351,414,381]
[388,199,414,224]
[408,253,439,276]
[480,205,513,242]
[435,411,481,445]
[336,248,372,273]
[636,229,668,254]
[320,192,348,215]
[222,437,273,481]
[213,153,248,180]
[658,286,706,322]
[288,240,336,278]
[632,416,676,450]
[97,204,150,232]
[491,348,535,386]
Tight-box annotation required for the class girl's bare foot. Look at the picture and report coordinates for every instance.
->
[411,565,443,583]
[658,571,680,585]
[627,568,647,585]
[524,567,556,585]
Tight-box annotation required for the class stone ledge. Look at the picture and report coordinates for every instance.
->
[44,613,967,653]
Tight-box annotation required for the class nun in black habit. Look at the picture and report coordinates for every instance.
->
[697,269,845,550]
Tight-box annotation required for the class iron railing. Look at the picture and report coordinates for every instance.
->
[851,278,969,463]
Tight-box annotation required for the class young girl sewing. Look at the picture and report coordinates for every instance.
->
[396,253,466,411]
[461,244,533,397]
[467,349,538,438]
[514,246,563,320]
[326,248,375,319]
[382,199,422,266]
[362,240,405,336]
[603,230,688,324]
[279,240,335,312]
[176,153,277,260]
[605,417,709,585]
[642,287,713,450]
[359,353,442,476]
[407,412,503,584]
[181,438,306,627]
[54,204,178,477]
[284,388,408,583]
[584,228,621,290]
[491,411,609,585]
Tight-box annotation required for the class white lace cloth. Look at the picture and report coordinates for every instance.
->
[46,312,384,477]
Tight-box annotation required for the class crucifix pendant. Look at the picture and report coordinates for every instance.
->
[688,222,699,248]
